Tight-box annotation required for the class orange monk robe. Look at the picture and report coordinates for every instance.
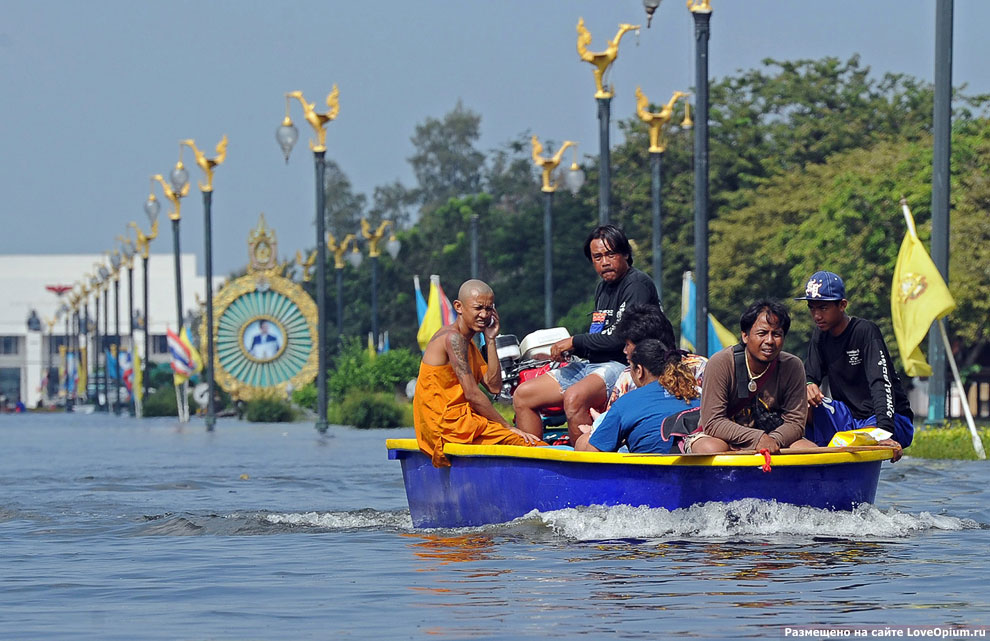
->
[413,340,544,467]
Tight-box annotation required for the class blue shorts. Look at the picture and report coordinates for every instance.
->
[550,360,627,398]
[807,397,914,448]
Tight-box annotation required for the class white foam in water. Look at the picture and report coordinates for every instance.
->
[536,499,977,541]
[263,510,413,530]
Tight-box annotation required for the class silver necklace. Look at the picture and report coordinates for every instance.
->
[744,352,770,393]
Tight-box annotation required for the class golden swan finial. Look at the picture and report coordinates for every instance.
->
[577,18,640,99]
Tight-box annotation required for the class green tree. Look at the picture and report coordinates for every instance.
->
[323,159,366,238]
[408,101,486,212]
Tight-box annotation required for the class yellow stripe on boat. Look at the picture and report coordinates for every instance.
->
[384,438,893,466]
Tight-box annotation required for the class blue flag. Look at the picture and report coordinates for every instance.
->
[680,271,739,357]
[414,275,428,326]
[105,348,119,379]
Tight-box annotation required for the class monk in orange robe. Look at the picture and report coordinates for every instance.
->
[414,279,545,467]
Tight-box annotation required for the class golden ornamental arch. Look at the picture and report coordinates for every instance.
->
[203,214,318,401]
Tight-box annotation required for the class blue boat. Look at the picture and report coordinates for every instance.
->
[386,438,894,528]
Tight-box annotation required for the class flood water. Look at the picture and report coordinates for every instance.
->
[2,412,988,640]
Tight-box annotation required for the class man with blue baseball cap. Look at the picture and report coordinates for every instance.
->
[796,271,914,461]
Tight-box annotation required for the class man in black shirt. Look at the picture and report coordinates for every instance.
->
[513,225,661,442]
[796,271,913,460]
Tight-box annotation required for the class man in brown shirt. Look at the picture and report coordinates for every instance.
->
[691,300,816,454]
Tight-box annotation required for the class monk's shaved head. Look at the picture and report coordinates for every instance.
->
[457,279,493,302]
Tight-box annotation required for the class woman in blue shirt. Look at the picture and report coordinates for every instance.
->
[574,339,700,453]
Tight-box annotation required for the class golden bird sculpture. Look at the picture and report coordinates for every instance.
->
[577,18,640,99]
[181,135,228,192]
[635,87,691,153]
[531,135,576,193]
[287,86,340,152]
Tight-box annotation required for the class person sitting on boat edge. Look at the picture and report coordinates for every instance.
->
[797,270,912,462]
[577,303,707,442]
[512,224,660,444]
[604,303,707,412]
[575,339,700,453]
[413,279,544,468]
[689,299,818,454]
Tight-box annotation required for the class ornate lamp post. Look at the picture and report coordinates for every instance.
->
[98,262,112,412]
[45,314,58,405]
[88,271,103,410]
[689,0,712,356]
[928,0,953,423]
[131,188,160,408]
[360,220,400,347]
[181,135,228,431]
[83,275,94,407]
[532,136,582,328]
[635,87,692,304]
[65,293,78,412]
[118,236,137,415]
[152,152,191,422]
[277,86,340,433]
[327,232,359,338]
[153,153,191,335]
[577,18,639,225]
[109,251,123,414]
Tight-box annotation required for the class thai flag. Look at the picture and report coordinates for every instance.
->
[119,350,134,392]
[168,327,195,382]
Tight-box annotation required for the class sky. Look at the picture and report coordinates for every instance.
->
[2,0,989,278]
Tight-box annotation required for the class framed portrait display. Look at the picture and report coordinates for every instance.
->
[203,215,318,401]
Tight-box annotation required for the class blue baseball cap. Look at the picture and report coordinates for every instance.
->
[795,271,846,301]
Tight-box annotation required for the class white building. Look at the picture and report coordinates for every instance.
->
[0,253,225,408]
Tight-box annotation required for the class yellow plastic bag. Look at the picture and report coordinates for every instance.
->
[828,427,893,447]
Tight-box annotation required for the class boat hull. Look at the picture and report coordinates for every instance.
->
[387,439,890,528]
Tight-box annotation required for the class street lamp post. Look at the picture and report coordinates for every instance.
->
[110,251,123,415]
[98,263,111,413]
[46,314,57,406]
[635,87,692,305]
[153,151,191,422]
[328,233,359,338]
[531,137,583,328]
[118,236,137,415]
[277,87,340,433]
[86,274,98,409]
[181,136,228,431]
[64,289,80,412]
[82,280,95,406]
[577,18,639,225]
[360,219,401,347]
[928,0,953,423]
[132,192,160,410]
[690,0,712,357]
[89,271,104,411]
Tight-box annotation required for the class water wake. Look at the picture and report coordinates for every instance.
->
[134,509,412,536]
[531,499,980,541]
[263,509,413,531]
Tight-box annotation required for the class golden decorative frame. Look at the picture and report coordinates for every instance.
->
[204,270,318,402]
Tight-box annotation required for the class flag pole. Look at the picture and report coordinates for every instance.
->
[938,319,986,459]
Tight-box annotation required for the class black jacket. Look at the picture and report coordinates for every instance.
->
[571,267,659,364]
[805,317,913,431]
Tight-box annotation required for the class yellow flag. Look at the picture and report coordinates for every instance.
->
[416,275,443,352]
[710,313,739,349]
[133,350,143,403]
[182,327,204,375]
[891,201,955,376]
[78,345,88,395]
